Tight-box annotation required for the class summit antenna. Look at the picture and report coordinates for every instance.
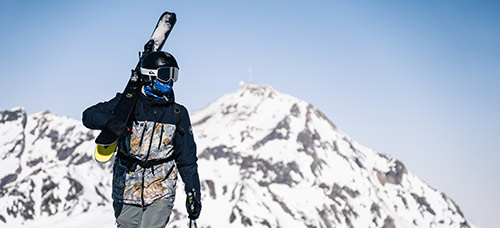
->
[248,64,253,84]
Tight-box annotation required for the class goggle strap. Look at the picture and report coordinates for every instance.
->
[140,67,179,83]
[140,68,158,77]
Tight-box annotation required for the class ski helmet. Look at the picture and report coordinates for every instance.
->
[140,51,179,83]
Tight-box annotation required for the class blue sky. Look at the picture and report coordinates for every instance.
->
[1,1,499,227]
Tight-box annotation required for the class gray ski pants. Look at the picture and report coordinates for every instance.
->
[113,196,175,228]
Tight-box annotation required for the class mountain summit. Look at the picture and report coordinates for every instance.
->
[0,84,473,227]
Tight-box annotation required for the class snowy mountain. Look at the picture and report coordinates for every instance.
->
[0,107,113,227]
[0,84,473,228]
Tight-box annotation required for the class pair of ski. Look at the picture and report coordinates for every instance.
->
[94,12,176,163]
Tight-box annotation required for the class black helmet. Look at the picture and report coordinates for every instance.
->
[140,51,179,83]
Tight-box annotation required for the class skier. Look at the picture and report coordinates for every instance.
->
[82,51,201,228]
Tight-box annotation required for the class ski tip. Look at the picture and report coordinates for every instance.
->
[161,11,176,19]
[159,11,177,24]
[151,11,177,52]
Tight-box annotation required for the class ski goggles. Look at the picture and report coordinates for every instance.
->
[140,66,179,83]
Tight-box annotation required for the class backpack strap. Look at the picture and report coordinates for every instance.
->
[117,152,175,172]
[173,102,184,136]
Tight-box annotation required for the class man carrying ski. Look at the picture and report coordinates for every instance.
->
[82,51,201,228]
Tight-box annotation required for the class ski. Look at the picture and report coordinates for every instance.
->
[94,12,177,163]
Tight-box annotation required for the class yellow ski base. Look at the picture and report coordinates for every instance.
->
[94,142,117,163]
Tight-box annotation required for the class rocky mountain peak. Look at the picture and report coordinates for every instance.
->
[0,107,26,125]
[1,107,27,161]
[239,83,278,98]
[0,85,474,227]
[186,85,473,228]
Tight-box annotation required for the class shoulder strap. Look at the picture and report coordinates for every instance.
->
[173,102,184,135]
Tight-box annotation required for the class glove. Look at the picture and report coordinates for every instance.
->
[186,188,202,220]
[104,118,129,138]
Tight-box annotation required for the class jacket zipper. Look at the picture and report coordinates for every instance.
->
[139,122,147,207]
[141,169,146,207]
[142,110,157,206]
[145,110,157,161]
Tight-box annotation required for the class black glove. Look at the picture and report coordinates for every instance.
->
[186,188,201,220]
[104,118,129,138]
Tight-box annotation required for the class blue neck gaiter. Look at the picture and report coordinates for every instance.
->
[144,79,173,100]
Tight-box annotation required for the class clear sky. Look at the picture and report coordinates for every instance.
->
[1,1,499,227]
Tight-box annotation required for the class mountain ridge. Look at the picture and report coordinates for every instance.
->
[0,84,473,227]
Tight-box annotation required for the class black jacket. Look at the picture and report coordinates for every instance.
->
[82,91,200,205]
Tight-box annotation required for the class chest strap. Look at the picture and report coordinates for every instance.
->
[117,152,175,172]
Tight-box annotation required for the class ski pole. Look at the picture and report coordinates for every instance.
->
[189,219,198,228]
